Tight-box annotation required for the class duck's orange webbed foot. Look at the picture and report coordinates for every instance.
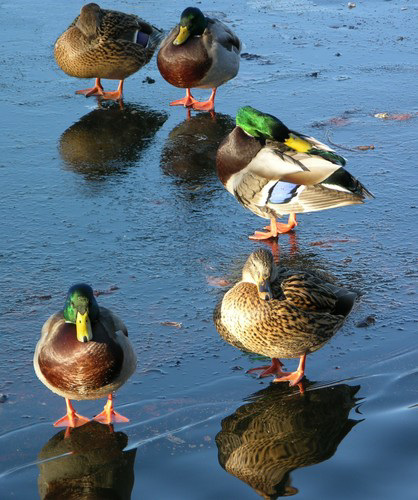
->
[93,394,129,424]
[191,88,217,112]
[54,399,90,428]
[100,80,124,101]
[247,358,291,378]
[264,214,298,234]
[170,88,199,107]
[273,354,306,387]
[75,78,104,97]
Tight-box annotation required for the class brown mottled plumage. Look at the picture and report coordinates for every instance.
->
[214,249,357,385]
[54,3,162,100]
[216,382,360,499]
[34,284,136,427]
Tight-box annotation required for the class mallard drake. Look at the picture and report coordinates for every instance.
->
[157,7,241,111]
[34,284,137,427]
[214,249,357,385]
[216,106,374,239]
[54,3,162,100]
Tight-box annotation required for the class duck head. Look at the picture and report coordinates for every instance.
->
[63,284,99,342]
[242,249,278,301]
[174,7,208,45]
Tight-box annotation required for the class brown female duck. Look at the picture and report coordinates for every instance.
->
[54,3,162,100]
[214,249,357,385]
[34,284,136,427]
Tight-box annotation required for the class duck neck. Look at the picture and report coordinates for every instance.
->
[216,127,263,186]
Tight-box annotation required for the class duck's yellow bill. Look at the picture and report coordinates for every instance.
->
[173,26,190,45]
[257,280,273,301]
[76,311,93,343]
[284,136,311,153]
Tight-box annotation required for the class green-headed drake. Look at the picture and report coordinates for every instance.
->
[157,7,241,111]
[216,106,374,239]
[34,284,137,428]
[214,249,357,386]
[55,3,162,100]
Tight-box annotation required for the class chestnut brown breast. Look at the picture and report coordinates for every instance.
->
[38,321,124,394]
[157,32,211,88]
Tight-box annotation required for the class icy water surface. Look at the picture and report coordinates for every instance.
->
[0,0,417,498]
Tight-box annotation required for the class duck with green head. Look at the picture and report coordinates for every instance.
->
[54,3,163,100]
[214,249,357,385]
[34,284,136,428]
[157,7,241,111]
[216,106,374,239]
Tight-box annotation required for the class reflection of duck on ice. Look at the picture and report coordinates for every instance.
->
[59,104,167,179]
[160,112,234,182]
[37,421,136,499]
[216,382,361,499]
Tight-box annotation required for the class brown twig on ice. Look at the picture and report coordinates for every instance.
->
[325,129,374,152]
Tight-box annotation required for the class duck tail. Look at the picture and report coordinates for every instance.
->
[321,167,374,199]
[148,26,165,51]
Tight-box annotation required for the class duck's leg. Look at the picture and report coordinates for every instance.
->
[249,217,280,240]
[247,358,291,378]
[75,78,104,97]
[54,398,90,428]
[273,353,306,386]
[263,214,298,234]
[170,88,199,107]
[93,394,129,424]
[101,80,124,101]
[192,88,217,111]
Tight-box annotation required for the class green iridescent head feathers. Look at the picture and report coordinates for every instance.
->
[236,106,289,142]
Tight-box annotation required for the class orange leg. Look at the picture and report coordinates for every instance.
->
[249,214,297,240]
[93,394,129,424]
[170,88,199,107]
[273,353,306,386]
[192,88,217,111]
[75,78,104,97]
[247,358,291,378]
[54,398,90,428]
[101,80,124,101]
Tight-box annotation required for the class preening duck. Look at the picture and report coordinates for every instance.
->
[157,7,241,111]
[34,284,136,427]
[214,249,357,386]
[216,106,374,239]
[54,3,162,100]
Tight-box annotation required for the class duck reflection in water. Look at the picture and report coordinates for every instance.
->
[37,421,136,500]
[216,382,361,499]
[59,103,167,180]
[160,111,235,183]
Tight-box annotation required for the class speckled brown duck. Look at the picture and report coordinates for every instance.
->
[54,3,162,100]
[216,382,360,499]
[34,284,136,427]
[157,7,241,111]
[214,248,357,385]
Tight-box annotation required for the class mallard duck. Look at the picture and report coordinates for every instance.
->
[54,3,162,100]
[157,7,241,111]
[216,106,374,239]
[214,249,357,385]
[34,284,137,427]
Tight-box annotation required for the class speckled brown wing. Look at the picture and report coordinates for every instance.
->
[214,281,344,359]
[279,274,338,312]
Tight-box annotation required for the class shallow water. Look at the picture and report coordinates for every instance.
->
[0,0,417,498]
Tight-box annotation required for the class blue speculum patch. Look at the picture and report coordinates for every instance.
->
[268,181,299,204]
